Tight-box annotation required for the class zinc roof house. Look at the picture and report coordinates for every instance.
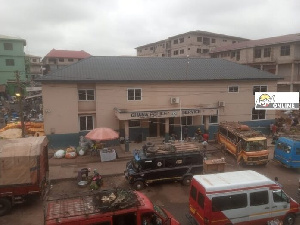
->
[42,49,91,75]
[38,56,281,148]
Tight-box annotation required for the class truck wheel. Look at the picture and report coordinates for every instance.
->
[284,213,296,225]
[239,159,246,167]
[133,181,145,190]
[0,198,12,216]
[182,176,192,186]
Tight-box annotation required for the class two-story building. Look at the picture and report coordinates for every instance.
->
[38,56,281,148]
[42,49,91,74]
[0,34,27,96]
[210,33,300,92]
[136,30,248,58]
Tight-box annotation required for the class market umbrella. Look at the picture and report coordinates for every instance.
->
[85,127,119,141]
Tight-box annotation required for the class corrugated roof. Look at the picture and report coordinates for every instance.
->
[43,49,91,59]
[211,33,300,53]
[37,56,283,83]
[0,34,26,45]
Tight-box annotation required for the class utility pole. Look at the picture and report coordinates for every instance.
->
[15,70,25,137]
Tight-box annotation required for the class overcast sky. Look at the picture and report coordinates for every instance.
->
[1,0,299,57]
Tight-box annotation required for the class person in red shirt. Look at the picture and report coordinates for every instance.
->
[202,133,209,142]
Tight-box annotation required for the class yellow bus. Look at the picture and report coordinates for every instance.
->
[217,122,269,166]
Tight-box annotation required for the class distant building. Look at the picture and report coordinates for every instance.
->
[136,30,248,58]
[0,34,27,96]
[42,49,91,74]
[210,33,300,92]
[26,54,43,79]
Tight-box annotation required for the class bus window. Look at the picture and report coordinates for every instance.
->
[273,190,289,203]
[250,190,269,206]
[212,193,247,212]
[246,140,266,152]
[277,142,291,153]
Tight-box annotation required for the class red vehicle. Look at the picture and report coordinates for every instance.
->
[0,136,49,216]
[44,189,180,225]
[189,170,299,225]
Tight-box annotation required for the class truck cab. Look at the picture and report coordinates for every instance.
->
[44,189,180,225]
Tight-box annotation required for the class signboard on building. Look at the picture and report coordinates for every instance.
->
[255,92,299,110]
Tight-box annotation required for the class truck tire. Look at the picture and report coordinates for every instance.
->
[133,181,145,190]
[284,213,296,225]
[182,176,192,186]
[0,198,12,216]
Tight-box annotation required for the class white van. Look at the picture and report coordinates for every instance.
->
[189,170,299,225]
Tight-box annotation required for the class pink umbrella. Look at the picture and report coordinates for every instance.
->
[85,127,119,141]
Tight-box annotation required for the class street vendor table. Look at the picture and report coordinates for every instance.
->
[204,158,226,174]
[100,148,116,162]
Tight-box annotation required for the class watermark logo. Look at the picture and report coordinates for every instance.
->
[255,92,299,110]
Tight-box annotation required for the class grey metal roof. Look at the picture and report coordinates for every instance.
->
[37,56,283,83]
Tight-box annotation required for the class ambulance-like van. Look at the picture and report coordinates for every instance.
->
[189,170,299,225]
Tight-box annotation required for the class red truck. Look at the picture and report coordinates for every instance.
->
[0,136,49,216]
[44,188,180,225]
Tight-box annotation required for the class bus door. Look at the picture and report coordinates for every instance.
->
[248,189,271,223]
[189,184,205,224]
[271,189,290,219]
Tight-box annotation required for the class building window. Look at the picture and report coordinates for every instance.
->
[253,85,267,95]
[150,47,154,51]
[212,38,216,43]
[59,58,64,62]
[68,58,74,62]
[254,49,262,58]
[180,49,184,54]
[252,108,266,120]
[181,116,193,125]
[179,37,184,43]
[173,50,179,55]
[78,89,95,100]
[232,41,236,44]
[128,88,142,101]
[280,45,290,56]
[4,43,13,50]
[197,48,201,53]
[129,120,140,128]
[202,114,218,124]
[203,37,210,45]
[231,51,236,58]
[236,51,240,61]
[79,115,94,131]
[5,59,15,66]
[173,39,178,44]
[203,49,209,54]
[228,86,239,93]
[32,59,37,62]
[264,47,271,57]
[223,39,227,42]
[197,37,202,42]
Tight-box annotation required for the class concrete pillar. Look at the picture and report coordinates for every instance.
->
[290,63,295,92]
[124,120,129,152]
[156,118,160,137]
[203,116,210,133]
[164,118,169,142]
